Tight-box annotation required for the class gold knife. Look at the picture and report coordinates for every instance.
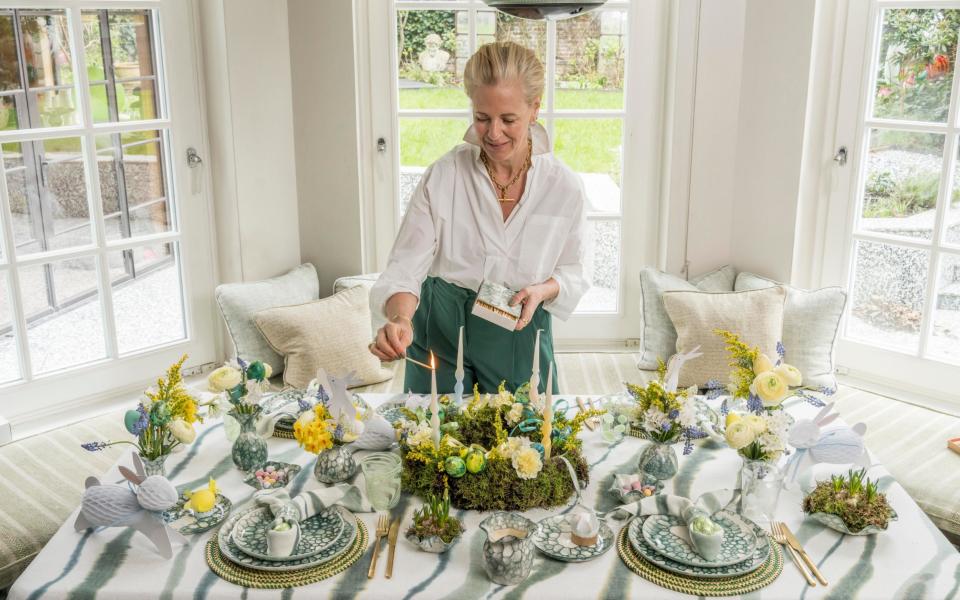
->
[385,519,400,579]
[782,523,828,586]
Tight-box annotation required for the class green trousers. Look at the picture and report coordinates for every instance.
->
[404,277,559,395]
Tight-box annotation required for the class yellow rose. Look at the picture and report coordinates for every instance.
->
[168,418,196,444]
[752,371,788,406]
[512,446,543,480]
[208,366,241,392]
[774,363,802,387]
[725,420,756,450]
[753,353,774,375]
[743,414,767,436]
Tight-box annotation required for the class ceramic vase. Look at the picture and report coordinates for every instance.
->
[314,445,357,483]
[231,409,267,472]
[637,439,679,491]
[140,454,168,477]
[480,512,537,585]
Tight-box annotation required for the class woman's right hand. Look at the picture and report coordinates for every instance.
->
[368,316,414,362]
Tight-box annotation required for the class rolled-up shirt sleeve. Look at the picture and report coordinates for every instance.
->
[543,186,589,321]
[369,169,438,319]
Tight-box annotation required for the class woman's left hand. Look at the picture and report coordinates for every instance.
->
[510,278,560,331]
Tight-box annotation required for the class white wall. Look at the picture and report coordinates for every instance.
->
[288,0,365,296]
[729,0,817,282]
[198,0,302,285]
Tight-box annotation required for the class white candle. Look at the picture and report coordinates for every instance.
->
[530,329,541,407]
[542,362,553,460]
[430,351,440,449]
[456,326,464,376]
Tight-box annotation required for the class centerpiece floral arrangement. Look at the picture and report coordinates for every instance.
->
[625,362,708,455]
[397,383,601,511]
[81,355,206,474]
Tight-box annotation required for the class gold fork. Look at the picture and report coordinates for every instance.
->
[367,513,390,579]
[770,522,816,587]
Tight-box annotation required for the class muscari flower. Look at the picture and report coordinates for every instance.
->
[81,441,109,452]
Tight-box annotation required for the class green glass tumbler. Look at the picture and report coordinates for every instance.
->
[359,452,402,511]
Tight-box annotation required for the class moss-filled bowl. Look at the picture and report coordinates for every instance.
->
[805,507,898,536]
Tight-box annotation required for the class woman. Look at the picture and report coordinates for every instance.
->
[369,42,588,394]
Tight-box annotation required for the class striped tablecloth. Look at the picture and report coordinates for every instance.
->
[9,394,960,599]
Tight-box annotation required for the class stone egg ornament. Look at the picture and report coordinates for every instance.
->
[444,456,466,478]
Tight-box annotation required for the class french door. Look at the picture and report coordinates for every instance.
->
[824,0,960,400]
[0,0,216,424]
[360,1,663,344]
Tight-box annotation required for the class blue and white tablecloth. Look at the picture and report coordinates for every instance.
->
[9,394,960,599]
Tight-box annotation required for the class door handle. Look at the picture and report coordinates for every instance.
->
[833,146,847,166]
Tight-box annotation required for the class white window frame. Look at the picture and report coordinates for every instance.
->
[0,0,218,433]
[356,0,672,346]
[817,0,960,408]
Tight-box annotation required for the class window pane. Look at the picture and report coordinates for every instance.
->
[399,117,468,215]
[20,255,106,374]
[116,78,157,121]
[929,252,960,363]
[31,86,77,127]
[5,138,93,256]
[860,129,944,241]
[108,11,155,79]
[0,272,19,383]
[0,94,20,130]
[81,12,105,82]
[19,12,74,89]
[848,240,929,353]
[555,10,626,110]
[397,10,469,110]
[873,8,959,123]
[554,118,622,215]
[96,130,170,241]
[476,11,546,65]
[577,218,619,313]
[108,242,184,355]
[946,139,960,246]
[0,14,23,91]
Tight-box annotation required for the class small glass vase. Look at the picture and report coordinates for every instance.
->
[637,439,679,491]
[738,458,784,526]
[359,452,401,510]
[140,454,168,477]
[231,408,267,472]
[314,445,357,483]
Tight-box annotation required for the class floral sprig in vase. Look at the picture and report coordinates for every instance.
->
[724,411,791,462]
[293,386,368,482]
[712,330,832,414]
[82,355,203,476]
[208,358,273,471]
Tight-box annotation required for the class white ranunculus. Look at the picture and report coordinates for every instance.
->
[725,420,756,450]
[753,353,775,376]
[743,414,767,437]
[774,363,802,387]
[168,418,196,444]
[752,371,789,407]
[208,366,242,392]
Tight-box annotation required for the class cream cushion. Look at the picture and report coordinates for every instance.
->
[661,286,786,388]
[253,285,393,389]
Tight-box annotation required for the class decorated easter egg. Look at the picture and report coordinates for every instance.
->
[444,456,466,478]
[465,449,487,474]
[246,360,267,381]
[123,409,142,434]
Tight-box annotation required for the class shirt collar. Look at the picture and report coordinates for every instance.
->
[463,121,551,157]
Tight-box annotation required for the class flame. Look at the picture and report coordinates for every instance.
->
[429,350,435,370]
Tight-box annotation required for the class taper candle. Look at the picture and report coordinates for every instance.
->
[542,362,553,460]
[454,326,464,404]
[530,329,541,408]
[430,351,440,449]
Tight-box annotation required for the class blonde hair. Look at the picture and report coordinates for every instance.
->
[463,42,544,105]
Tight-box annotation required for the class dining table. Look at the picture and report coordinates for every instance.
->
[8,393,960,599]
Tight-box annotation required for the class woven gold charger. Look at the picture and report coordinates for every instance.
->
[272,427,295,440]
[616,522,783,596]
[205,516,368,588]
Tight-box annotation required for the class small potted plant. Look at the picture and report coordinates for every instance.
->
[406,488,464,553]
[802,468,897,535]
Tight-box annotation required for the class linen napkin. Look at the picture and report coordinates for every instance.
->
[253,485,374,557]
[612,489,735,560]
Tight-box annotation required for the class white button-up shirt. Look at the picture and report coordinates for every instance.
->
[370,123,589,322]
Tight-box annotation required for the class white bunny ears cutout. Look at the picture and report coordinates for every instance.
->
[663,346,703,393]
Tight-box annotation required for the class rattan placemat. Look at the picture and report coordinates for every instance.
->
[616,522,783,596]
[272,428,295,440]
[206,515,368,588]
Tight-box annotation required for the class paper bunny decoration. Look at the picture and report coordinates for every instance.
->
[312,367,395,451]
[663,346,703,393]
[784,402,870,484]
[74,452,186,558]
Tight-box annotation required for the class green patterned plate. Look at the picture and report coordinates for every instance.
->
[628,514,770,579]
[232,506,345,562]
[641,512,756,567]
[161,492,232,535]
[218,505,357,572]
[533,515,615,562]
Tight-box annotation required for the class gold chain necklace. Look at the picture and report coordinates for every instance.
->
[480,137,533,203]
